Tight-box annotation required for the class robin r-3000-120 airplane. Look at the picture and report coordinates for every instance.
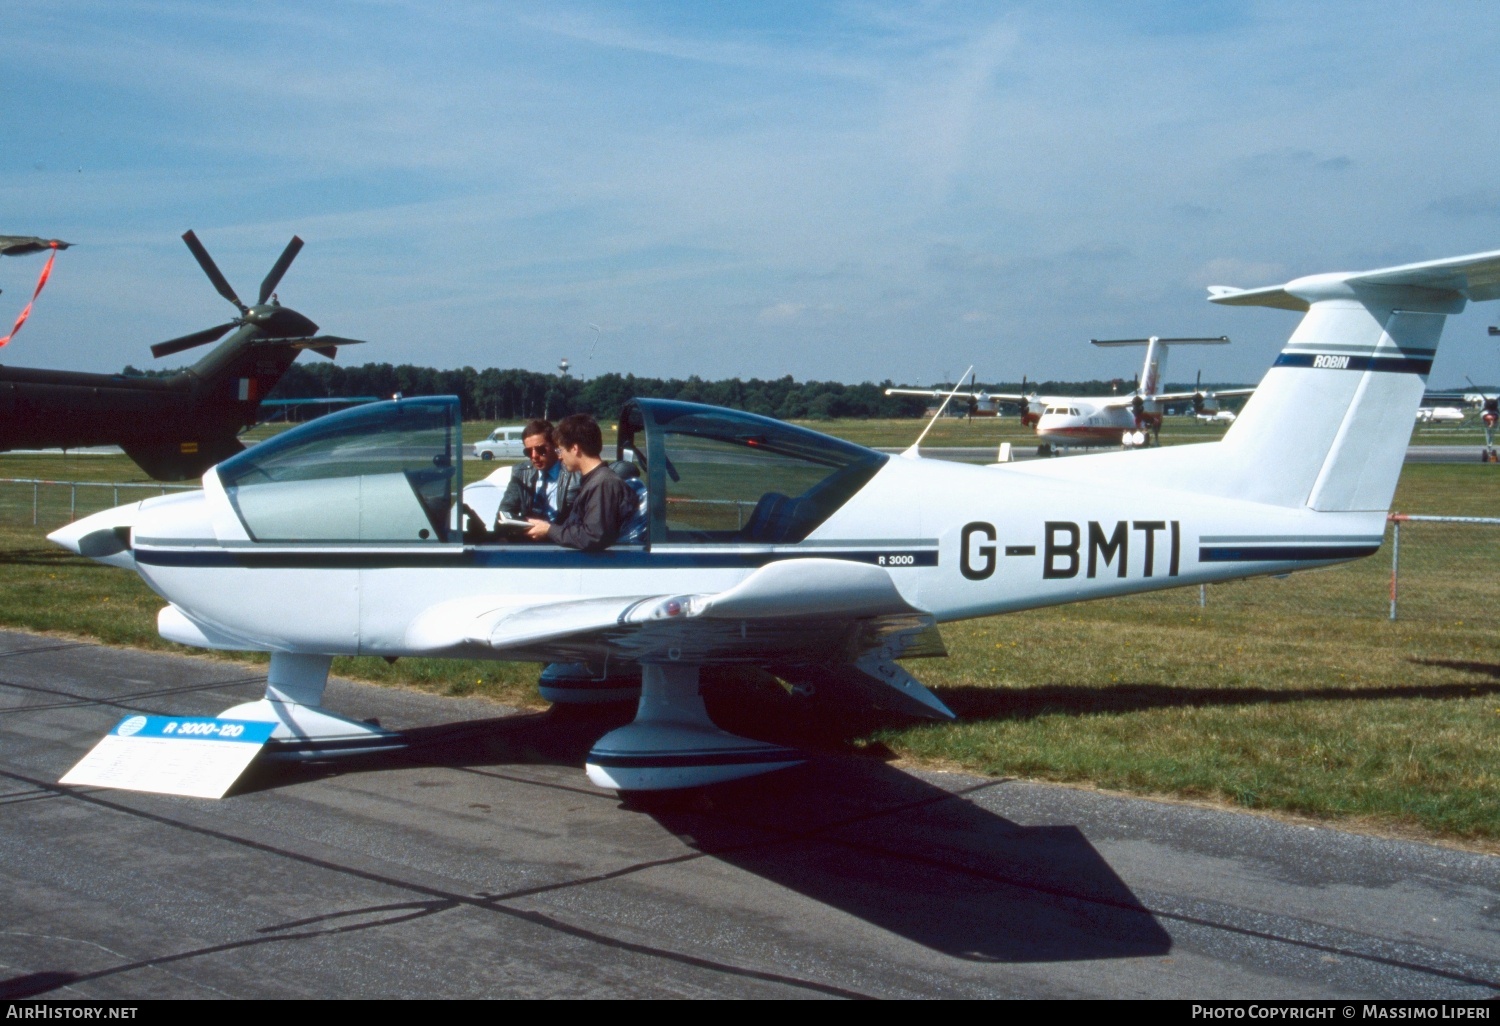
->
[888,337,1256,451]
[50,247,1500,792]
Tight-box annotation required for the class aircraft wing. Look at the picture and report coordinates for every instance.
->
[405,558,954,719]
[885,387,1032,403]
[1150,387,1257,402]
[885,387,988,401]
[1208,248,1500,310]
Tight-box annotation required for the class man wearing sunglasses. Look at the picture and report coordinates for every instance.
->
[495,418,581,529]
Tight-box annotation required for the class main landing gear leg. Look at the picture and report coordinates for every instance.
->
[218,652,402,757]
[585,663,802,791]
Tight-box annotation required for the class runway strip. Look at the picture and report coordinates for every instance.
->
[1,629,1495,999]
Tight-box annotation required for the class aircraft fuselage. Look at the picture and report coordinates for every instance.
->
[93,449,1383,662]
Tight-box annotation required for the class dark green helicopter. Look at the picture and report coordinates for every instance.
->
[0,231,364,480]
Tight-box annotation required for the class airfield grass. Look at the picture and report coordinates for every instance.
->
[0,448,1496,846]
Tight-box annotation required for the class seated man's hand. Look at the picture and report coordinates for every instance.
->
[525,518,551,541]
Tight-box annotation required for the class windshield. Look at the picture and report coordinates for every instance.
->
[625,400,887,543]
[217,397,461,543]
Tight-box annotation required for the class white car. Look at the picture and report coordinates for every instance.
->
[472,425,528,461]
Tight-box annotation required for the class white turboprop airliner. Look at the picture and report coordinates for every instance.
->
[51,248,1500,792]
[887,337,1255,451]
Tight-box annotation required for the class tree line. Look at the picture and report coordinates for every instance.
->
[125,361,1252,422]
[256,363,941,422]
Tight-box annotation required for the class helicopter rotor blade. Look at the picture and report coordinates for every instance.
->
[181,230,246,314]
[258,235,304,305]
[151,321,239,359]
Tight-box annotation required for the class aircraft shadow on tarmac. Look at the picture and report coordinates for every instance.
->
[233,701,1172,964]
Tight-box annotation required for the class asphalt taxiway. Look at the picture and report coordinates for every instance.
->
[1,629,1496,999]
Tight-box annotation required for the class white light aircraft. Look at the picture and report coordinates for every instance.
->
[887,338,1254,451]
[1195,409,1237,425]
[50,248,1500,792]
[1415,375,1497,459]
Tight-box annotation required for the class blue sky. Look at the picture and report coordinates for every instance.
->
[3,1,1499,388]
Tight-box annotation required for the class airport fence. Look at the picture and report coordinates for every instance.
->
[1385,514,1500,623]
[1174,513,1499,627]
[1,479,1494,627]
[0,478,195,529]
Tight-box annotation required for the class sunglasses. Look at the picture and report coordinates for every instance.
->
[523,445,554,457]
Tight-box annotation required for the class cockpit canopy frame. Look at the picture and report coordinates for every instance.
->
[616,399,887,545]
[216,396,462,544]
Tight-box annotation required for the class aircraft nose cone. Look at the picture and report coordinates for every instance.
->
[48,504,141,570]
[49,519,128,557]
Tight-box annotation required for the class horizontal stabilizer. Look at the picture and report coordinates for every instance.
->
[1091,336,1228,347]
[1208,247,1500,311]
[1206,284,1310,310]
[252,335,368,351]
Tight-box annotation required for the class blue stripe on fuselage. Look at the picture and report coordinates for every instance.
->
[1273,352,1433,374]
[133,546,940,570]
[1199,544,1379,563]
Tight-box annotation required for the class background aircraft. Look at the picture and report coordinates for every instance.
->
[1195,408,1237,425]
[50,246,1500,792]
[880,380,1010,418]
[887,337,1254,451]
[0,231,365,480]
[0,236,70,257]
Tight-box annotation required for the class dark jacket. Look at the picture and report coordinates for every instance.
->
[546,463,639,551]
[497,461,581,523]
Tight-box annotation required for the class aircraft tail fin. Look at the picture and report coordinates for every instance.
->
[1090,336,1229,399]
[1202,248,1500,511]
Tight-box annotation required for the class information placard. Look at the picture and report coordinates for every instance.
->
[60,715,276,799]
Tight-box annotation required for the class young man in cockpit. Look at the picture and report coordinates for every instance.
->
[526,414,638,551]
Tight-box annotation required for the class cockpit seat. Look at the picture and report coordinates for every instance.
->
[611,460,649,545]
[740,491,818,543]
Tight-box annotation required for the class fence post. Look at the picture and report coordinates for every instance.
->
[31,483,37,527]
[69,485,76,522]
[1199,583,1206,608]
[1389,518,1400,621]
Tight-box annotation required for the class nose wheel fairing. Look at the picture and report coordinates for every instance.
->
[219,652,404,758]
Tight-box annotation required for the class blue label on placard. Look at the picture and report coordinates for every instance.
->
[110,715,275,744]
